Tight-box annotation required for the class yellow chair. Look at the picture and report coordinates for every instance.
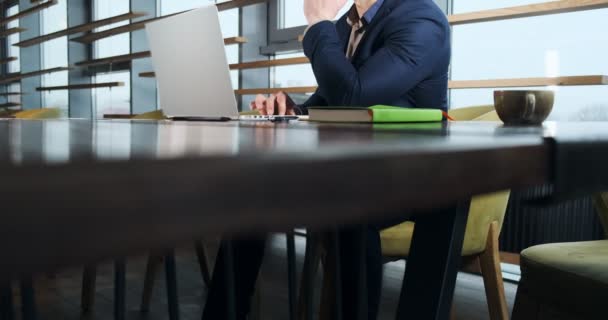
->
[473,110,501,121]
[14,108,62,119]
[448,105,495,121]
[131,109,168,120]
[380,106,510,320]
[512,193,608,320]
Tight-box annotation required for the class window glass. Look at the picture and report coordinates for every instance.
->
[93,0,130,118]
[6,5,20,74]
[220,9,240,87]
[6,84,21,106]
[451,0,608,120]
[92,72,131,118]
[41,0,68,114]
[94,0,130,58]
[271,52,315,104]
[5,5,20,107]
[453,0,547,14]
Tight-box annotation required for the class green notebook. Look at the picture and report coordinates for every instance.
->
[308,105,443,123]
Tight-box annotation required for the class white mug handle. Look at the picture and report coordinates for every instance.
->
[523,93,536,120]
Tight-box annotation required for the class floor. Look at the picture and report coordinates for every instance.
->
[7,234,518,319]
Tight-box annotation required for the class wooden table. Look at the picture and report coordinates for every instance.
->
[1,119,606,319]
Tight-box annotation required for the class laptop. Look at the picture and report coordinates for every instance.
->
[145,5,297,121]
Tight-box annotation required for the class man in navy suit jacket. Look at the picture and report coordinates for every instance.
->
[205,1,451,319]
[252,0,450,115]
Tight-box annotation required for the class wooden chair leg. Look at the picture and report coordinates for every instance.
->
[81,265,97,315]
[141,254,163,313]
[195,242,212,287]
[478,222,509,320]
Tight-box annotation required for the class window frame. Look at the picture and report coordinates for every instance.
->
[265,0,307,54]
[268,0,307,43]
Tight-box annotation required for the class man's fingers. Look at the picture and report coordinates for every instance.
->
[253,94,267,114]
[266,94,276,116]
[255,94,266,104]
[250,93,296,116]
[276,92,287,115]
[282,91,296,108]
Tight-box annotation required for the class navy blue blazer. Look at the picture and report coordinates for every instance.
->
[301,0,451,112]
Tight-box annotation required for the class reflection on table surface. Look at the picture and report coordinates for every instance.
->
[0,119,606,166]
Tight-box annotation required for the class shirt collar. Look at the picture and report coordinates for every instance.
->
[346,0,385,27]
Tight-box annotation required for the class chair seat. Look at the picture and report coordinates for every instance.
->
[520,240,608,315]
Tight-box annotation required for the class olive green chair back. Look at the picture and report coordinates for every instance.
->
[131,110,168,120]
[594,193,608,238]
[381,106,510,257]
[448,105,495,121]
[14,108,62,119]
[473,110,500,121]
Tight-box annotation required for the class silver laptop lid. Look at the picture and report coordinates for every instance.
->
[145,5,239,118]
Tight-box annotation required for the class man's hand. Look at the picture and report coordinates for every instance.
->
[250,92,297,116]
[304,0,348,26]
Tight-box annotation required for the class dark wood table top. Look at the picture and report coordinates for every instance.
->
[0,119,606,280]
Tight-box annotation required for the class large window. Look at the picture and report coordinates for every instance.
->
[2,0,244,117]
[41,0,68,114]
[451,0,608,120]
[92,72,131,118]
[5,5,20,106]
[6,5,20,74]
[92,0,131,118]
[94,0,130,58]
